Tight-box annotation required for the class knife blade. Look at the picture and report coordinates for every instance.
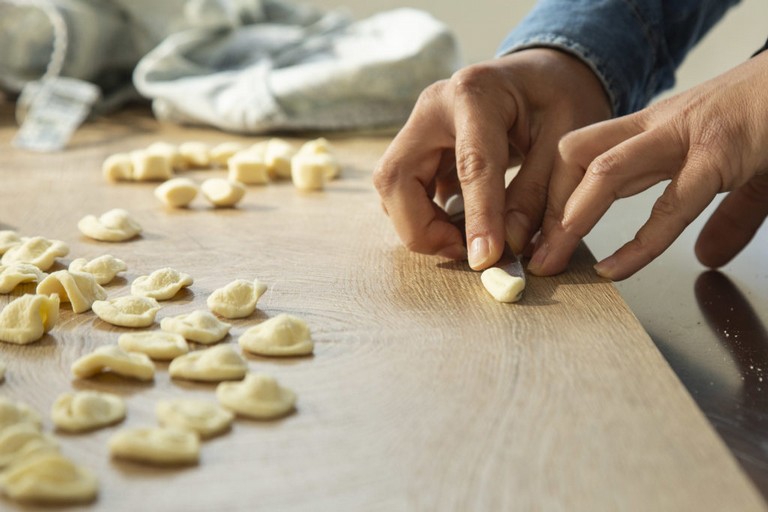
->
[444,194,526,283]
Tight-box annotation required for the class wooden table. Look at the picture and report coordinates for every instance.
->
[0,107,764,511]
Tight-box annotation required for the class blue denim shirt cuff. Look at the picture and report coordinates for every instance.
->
[495,0,740,118]
[496,1,670,118]
[496,34,623,117]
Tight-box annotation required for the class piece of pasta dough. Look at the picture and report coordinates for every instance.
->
[154,178,198,208]
[0,231,22,255]
[200,178,246,207]
[0,294,60,345]
[160,310,231,344]
[210,141,247,167]
[71,345,155,381]
[92,295,161,328]
[78,208,142,242]
[264,139,295,179]
[207,278,267,319]
[0,397,42,431]
[227,147,269,185]
[36,270,106,314]
[51,391,126,433]
[480,267,525,303]
[156,399,234,439]
[178,141,211,168]
[297,138,340,179]
[169,344,247,382]
[131,267,193,300]
[239,313,314,357]
[109,427,200,465]
[216,373,296,420]
[0,451,98,505]
[147,142,185,170]
[291,153,330,191]
[131,149,174,181]
[0,423,59,469]
[101,153,133,182]
[1,236,69,271]
[68,255,127,285]
[298,137,333,156]
[118,331,189,360]
[0,263,46,294]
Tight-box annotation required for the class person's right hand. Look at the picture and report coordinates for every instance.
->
[373,48,612,269]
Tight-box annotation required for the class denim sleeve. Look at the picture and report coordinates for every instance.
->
[497,0,741,116]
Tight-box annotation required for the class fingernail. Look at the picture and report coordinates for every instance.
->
[594,255,618,280]
[505,211,531,254]
[468,236,490,269]
[528,240,549,274]
[437,244,468,261]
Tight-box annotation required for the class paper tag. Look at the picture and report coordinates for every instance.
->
[13,77,100,152]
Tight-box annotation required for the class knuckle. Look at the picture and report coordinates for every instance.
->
[650,192,696,229]
[414,80,448,110]
[372,163,399,196]
[558,131,583,165]
[686,148,727,190]
[521,177,550,203]
[455,148,490,184]
[651,193,679,220]
[510,178,549,218]
[587,151,621,179]
[403,236,431,255]
[632,234,666,261]
[451,64,497,96]
[680,103,747,191]
[541,203,564,227]
[692,124,731,162]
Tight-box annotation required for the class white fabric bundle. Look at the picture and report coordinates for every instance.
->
[0,0,460,132]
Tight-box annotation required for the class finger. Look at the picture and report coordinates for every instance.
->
[530,116,645,275]
[373,88,466,259]
[695,174,768,268]
[530,127,682,276]
[593,160,721,280]
[503,126,558,255]
[433,145,522,212]
[543,114,646,230]
[451,73,515,269]
[562,128,683,232]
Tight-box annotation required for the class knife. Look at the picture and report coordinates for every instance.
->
[444,193,526,290]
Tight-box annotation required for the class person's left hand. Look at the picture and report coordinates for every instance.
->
[528,50,768,281]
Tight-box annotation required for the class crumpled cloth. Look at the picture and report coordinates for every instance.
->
[0,0,460,133]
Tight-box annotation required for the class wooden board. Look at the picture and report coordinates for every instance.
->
[0,108,764,511]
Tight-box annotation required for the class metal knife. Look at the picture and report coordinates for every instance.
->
[444,194,527,283]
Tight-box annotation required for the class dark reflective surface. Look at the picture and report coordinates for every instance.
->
[588,188,768,500]
[695,271,768,494]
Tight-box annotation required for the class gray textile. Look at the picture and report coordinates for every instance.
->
[0,0,460,132]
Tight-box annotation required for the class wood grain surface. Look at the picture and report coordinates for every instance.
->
[0,107,764,511]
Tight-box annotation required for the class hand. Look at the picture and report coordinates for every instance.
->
[530,51,768,280]
[373,49,611,269]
